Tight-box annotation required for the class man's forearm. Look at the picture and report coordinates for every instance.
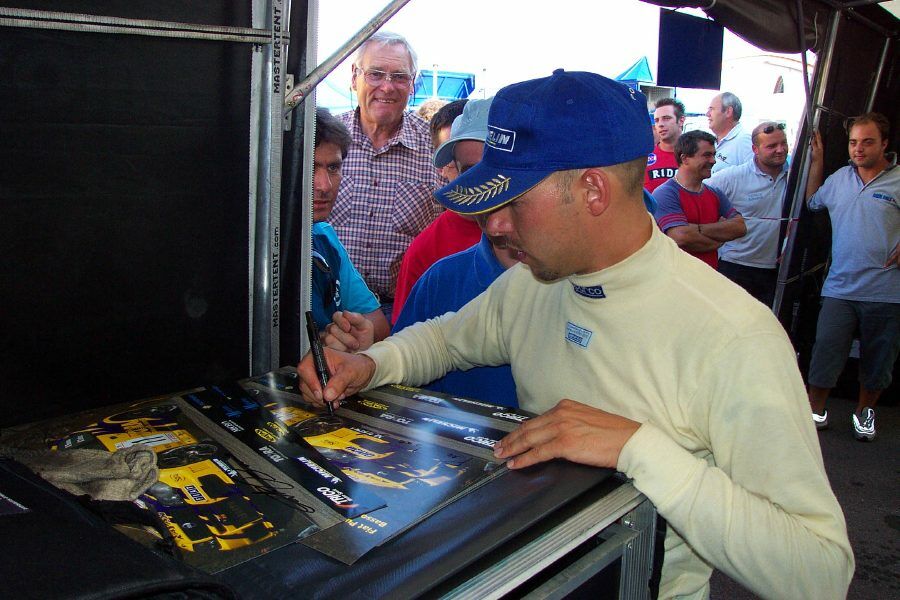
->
[619,424,853,600]
[806,133,825,201]
[363,291,509,391]
[362,317,456,390]
[701,216,746,242]
[666,226,723,253]
[806,162,824,200]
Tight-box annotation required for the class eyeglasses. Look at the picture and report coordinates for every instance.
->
[762,123,786,134]
[355,67,413,87]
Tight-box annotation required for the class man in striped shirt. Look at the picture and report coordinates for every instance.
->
[330,31,441,313]
[653,130,746,268]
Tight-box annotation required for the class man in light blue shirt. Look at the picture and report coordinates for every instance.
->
[707,121,790,305]
[805,112,900,442]
[707,92,753,174]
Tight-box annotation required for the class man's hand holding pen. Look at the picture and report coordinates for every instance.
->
[297,348,377,409]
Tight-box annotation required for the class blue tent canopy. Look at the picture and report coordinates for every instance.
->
[615,56,654,85]
[411,70,475,106]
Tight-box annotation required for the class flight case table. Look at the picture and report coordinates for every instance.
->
[220,461,658,599]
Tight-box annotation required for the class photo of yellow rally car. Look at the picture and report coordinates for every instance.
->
[53,403,278,555]
[294,424,467,491]
[147,444,277,553]
[250,376,475,492]
[55,403,194,453]
[303,427,394,461]
[338,459,465,490]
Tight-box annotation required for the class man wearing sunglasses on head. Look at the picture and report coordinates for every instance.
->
[706,122,790,305]
[329,31,442,320]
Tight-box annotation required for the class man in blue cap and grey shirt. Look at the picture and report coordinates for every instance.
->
[297,70,853,599]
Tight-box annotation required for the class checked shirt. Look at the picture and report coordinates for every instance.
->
[331,109,441,300]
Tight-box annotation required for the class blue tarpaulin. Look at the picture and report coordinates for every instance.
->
[615,56,655,91]
[411,70,475,106]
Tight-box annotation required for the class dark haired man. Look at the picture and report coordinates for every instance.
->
[298,70,852,599]
[644,97,685,192]
[805,112,899,441]
[309,108,389,342]
[706,121,790,304]
[653,130,746,268]
[429,98,468,181]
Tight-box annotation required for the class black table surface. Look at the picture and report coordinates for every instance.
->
[218,461,620,599]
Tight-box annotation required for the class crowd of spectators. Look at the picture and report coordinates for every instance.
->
[302,65,864,599]
[309,32,897,447]
[299,25,900,596]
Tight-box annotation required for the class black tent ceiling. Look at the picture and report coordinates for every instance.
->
[642,0,898,53]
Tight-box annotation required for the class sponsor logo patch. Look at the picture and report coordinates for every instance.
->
[573,283,606,299]
[487,126,516,152]
[647,152,657,166]
[565,322,593,348]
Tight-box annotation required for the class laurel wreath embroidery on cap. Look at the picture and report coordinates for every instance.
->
[444,175,511,206]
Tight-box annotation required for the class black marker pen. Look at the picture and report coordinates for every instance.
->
[305,311,334,415]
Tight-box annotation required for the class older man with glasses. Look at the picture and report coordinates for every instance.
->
[707,91,754,174]
[330,31,441,319]
[706,121,790,305]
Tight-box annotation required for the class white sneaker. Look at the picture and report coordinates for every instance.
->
[812,410,829,430]
[852,408,875,442]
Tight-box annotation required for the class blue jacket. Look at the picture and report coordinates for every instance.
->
[311,222,380,331]
[394,235,518,407]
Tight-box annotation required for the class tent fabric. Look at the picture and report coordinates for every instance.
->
[641,0,833,53]
[616,56,654,83]
[412,70,475,105]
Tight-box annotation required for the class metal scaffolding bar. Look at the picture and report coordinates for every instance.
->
[283,0,413,115]
[0,7,274,43]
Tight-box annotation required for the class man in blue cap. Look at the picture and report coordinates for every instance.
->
[297,70,852,598]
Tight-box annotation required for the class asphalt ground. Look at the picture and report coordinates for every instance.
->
[710,395,900,599]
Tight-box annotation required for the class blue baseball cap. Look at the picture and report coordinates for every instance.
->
[435,69,654,215]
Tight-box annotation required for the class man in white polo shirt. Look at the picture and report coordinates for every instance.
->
[706,121,790,305]
[707,92,753,174]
